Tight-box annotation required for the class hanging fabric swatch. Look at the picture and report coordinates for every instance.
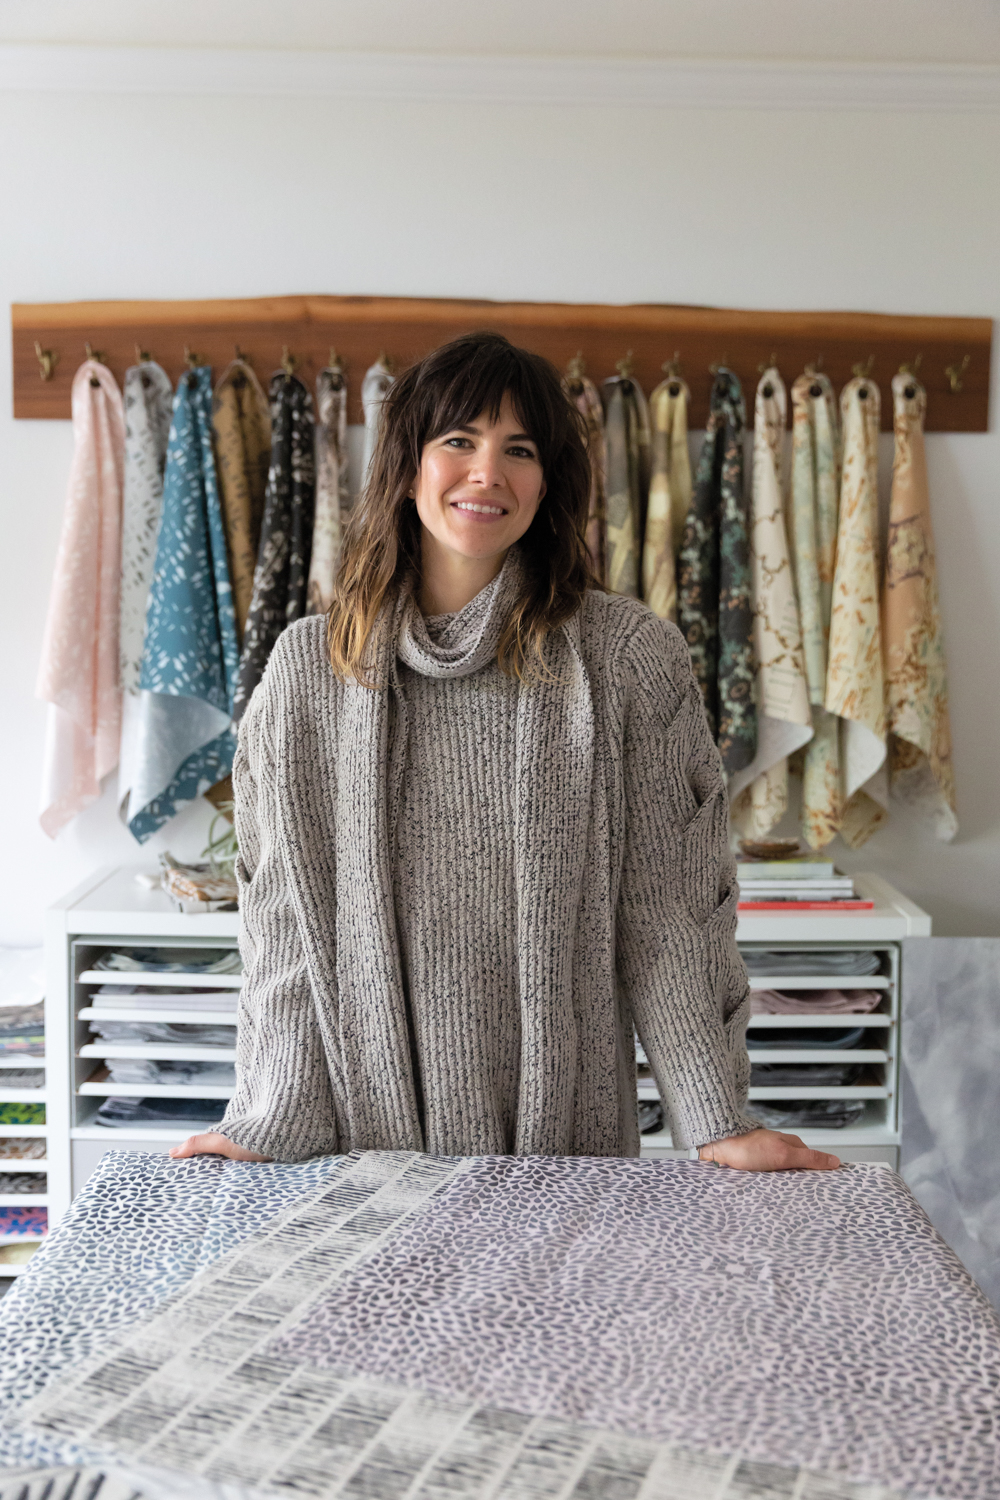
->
[730,369,811,836]
[307,359,350,616]
[233,371,316,720]
[127,366,240,843]
[117,359,173,827]
[361,356,394,490]
[677,368,756,778]
[37,360,125,837]
[211,358,271,640]
[788,371,842,849]
[644,373,691,621]
[601,370,650,598]
[562,365,607,583]
[825,376,888,848]
[883,371,957,840]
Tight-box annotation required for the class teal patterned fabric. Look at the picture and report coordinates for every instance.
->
[677,369,756,777]
[129,367,239,842]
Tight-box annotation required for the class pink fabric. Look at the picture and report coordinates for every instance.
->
[37,361,125,837]
[750,987,884,1015]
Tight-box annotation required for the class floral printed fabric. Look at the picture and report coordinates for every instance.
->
[233,372,316,720]
[601,375,650,599]
[211,359,271,640]
[730,370,811,836]
[361,357,394,490]
[563,373,606,583]
[644,376,691,622]
[678,369,756,777]
[128,367,240,843]
[826,377,888,848]
[883,372,957,840]
[37,361,125,838]
[307,364,350,616]
[788,372,842,850]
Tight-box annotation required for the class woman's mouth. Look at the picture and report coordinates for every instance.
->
[451,501,507,518]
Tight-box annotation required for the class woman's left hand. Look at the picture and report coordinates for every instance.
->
[698,1128,840,1171]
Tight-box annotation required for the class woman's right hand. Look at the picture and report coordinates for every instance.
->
[168,1132,272,1163]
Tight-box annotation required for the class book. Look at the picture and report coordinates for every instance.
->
[736,858,836,880]
[737,899,874,912]
[736,883,855,897]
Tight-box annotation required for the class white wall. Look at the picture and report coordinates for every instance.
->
[2,85,999,941]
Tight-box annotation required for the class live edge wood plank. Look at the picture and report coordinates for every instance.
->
[12,295,992,430]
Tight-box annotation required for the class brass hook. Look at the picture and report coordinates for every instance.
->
[377,349,396,374]
[183,345,201,370]
[804,354,824,377]
[565,351,586,384]
[945,355,971,393]
[898,353,923,377]
[852,355,876,379]
[34,342,58,382]
[328,347,345,375]
[757,352,779,375]
[709,355,730,377]
[84,342,105,364]
[661,350,682,378]
[280,345,298,378]
[134,344,153,364]
[234,344,253,365]
[616,350,635,380]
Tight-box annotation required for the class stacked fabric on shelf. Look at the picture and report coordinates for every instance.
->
[0,1174,45,1195]
[94,1097,227,1128]
[0,1106,44,1126]
[750,1024,867,1050]
[750,1062,865,1087]
[100,1060,236,1087]
[88,987,238,1016]
[0,1206,46,1238]
[742,948,882,977]
[0,1003,44,1057]
[91,947,242,975]
[0,1072,44,1091]
[87,1020,235,1045]
[0,1139,45,1163]
[750,988,883,1015]
[748,1099,866,1129]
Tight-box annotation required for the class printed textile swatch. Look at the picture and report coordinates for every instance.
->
[128,366,240,843]
[307,362,350,615]
[644,375,691,622]
[361,356,394,491]
[677,368,755,776]
[788,371,842,849]
[233,371,316,719]
[826,376,888,848]
[37,361,125,838]
[883,372,957,840]
[601,373,650,599]
[563,369,607,583]
[730,370,811,836]
[211,358,271,639]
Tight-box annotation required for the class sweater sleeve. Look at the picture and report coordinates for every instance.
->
[217,659,340,1162]
[615,614,757,1150]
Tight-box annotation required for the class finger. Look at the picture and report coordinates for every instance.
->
[776,1132,808,1148]
[784,1146,841,1171]
[168,1133,219,1159]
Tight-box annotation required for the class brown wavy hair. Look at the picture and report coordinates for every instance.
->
[327,331,596,687]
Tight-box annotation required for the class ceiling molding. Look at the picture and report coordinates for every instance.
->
[2,44,1000,111]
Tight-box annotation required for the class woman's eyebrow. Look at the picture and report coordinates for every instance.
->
[448,423,537,444]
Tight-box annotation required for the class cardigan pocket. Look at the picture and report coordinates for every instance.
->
[682,775,730,926]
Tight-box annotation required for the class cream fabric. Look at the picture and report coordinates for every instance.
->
[602,375,650,599]
[307,364,350,616]
[361,357,394,488]
[644,376,691,622]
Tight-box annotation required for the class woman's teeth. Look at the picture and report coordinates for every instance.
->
[454,502,505,515]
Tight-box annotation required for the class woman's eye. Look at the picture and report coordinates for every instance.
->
[508,446,536,459]
[445,437,472,449]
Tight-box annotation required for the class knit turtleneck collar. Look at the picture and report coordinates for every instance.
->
[397,546,525,680]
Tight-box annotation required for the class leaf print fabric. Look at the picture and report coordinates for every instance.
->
[730,370,811,837]
[37,361,125,837]
[361,356,394,490]
[677,368,756,777]
[562,371,606,583]
[233,372,316,720]
[883,372,957,840]
[128,366,240,843]
[601,374,650,599]
[307,363,350,616]
[644,376,691,622]
[826,377,888,849]
[211,358,271,640]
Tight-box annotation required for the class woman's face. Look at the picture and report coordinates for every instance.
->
[412,394,547,563]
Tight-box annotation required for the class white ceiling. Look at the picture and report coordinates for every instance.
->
[2,0,1000,65]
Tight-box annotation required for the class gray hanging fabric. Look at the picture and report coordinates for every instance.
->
[361,355,394,490]
[307,359,350,616]
[601,370,650,598]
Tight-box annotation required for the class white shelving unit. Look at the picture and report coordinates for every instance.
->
[46,866,930,1218]
[0,953,50,1281]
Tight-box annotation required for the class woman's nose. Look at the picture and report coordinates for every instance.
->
[467,447,505,486]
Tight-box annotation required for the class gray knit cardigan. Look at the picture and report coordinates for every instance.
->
[219,582,756,1161]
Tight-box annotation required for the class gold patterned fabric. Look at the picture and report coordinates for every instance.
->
[307,364,350,616]
[644,376,691,621]
[883,373,957,840]
[601,374,650,598]
[563,372,606,583]
[211,359,271,640]
[730,370,811,838]
[825,376,888,848]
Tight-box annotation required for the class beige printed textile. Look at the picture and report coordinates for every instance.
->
[644,377,691,621]
[826,376,888,848]
[602,375,650,599]
[308,364,350,616]
[211,359,271,639]
[883,373,957,840]
[730,370,811,837]
[563,371,607,584]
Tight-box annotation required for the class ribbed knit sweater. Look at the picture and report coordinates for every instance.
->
[219,548,756,1161]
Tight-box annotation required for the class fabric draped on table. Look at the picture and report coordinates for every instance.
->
[233,371,316,720]
[601,373,650,598]
[788,371,842,849]
[883,372,958,839]
[307,362,350,616]
[730,369,812,836]
[644,375,691,622]
[361,356,394,491]
[37,361,125,837]
[826,376,888,848]
[127,366,240,843]
[678,368,756,779]
[562,371,607,583]
[210,358,271,640]
[116,361,173,827]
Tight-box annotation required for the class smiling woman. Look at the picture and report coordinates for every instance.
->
[169,331,838,1175]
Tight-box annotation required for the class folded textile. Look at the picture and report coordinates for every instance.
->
[742,948,882,977]
[90,992,238,1015]
[92,948,242,974]
[0,1105,44,1125]
[0,1242,39,1266]
[89,1021,236,1046]
[0,1039,44,1058]
[94,1097,227,1126]
[747,1098,866,1129]
[0,1072,44,1090]
[637,1100,664,1135]
[0,1174,45,1195]
[0,1002,44,1037]
[103,1060,236,1087]
[750,1062,865,1088]
[0,1206,47,1237]
[750,988,883,1016]
[0,1138,46,1162]
[748,1025,867,1050]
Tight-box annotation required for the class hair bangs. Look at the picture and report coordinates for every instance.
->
[421,341,551,460]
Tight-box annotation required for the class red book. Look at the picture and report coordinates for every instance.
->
[737,899,875,912]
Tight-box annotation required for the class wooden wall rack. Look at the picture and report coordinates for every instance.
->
[12,295,992,432]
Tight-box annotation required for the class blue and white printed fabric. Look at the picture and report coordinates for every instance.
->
[127,367,240,842]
